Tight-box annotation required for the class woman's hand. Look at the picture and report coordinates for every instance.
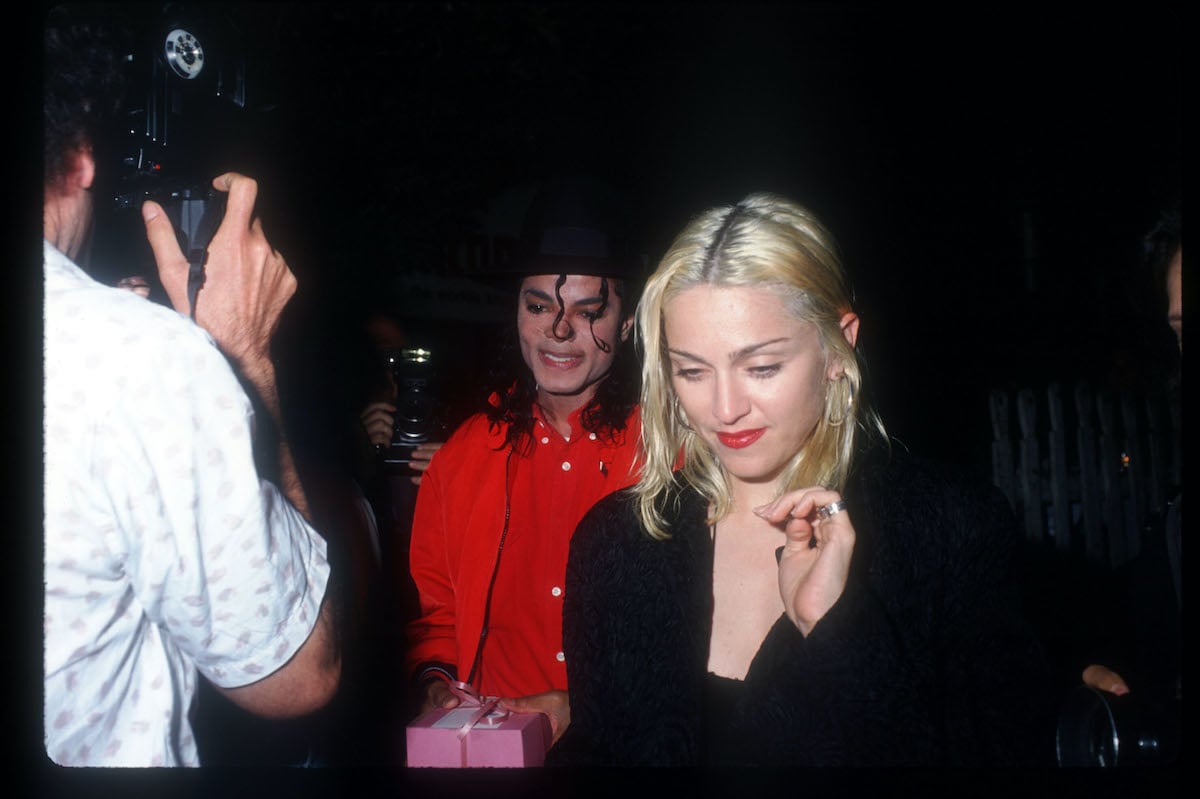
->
[754,488,856,637]
[359,402,396,448]
[498,689,570,745]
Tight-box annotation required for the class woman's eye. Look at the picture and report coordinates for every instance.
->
[748,364,781,379]
[673,368,705,382]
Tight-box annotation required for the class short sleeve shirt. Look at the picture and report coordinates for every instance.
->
[43,241,330,767]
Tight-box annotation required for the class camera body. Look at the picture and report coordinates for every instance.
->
[100,5,253,266]
[382,347,446,469]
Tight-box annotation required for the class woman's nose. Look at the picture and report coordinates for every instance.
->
[713,374,749,424]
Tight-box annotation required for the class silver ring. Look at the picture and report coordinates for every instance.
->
[816,500,847,521]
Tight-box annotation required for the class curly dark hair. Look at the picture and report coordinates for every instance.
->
[43,9,127,189]
[483,274,640,454]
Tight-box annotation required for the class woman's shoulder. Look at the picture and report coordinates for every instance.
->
[574,486,641,542]
[567,481,708,599]
[573,479,705,552]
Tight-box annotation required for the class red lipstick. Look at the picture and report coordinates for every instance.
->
[717,428,765,449]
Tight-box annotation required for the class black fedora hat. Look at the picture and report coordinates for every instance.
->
[503,177,643,280]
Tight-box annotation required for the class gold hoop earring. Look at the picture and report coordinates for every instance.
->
[826,378,854,427]
[672,394,693,431]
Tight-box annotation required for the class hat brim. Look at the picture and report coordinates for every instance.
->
[495,253,644,280]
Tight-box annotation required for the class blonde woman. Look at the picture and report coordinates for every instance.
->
[549,193,1054,766]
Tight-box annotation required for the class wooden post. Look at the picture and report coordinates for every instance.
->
[1075,384,1104,564]
[1047,383,1071,554]
[1096,391,1128,569]
[989,390,1016,511]
[1167,385,1182,489]
[1017,388,1043,544]
[1120,392,1144,560]
[1144,392,1167,515]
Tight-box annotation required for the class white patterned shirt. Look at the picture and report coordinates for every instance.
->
[43,241,330,767]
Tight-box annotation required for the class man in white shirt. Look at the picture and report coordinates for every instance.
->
[43,15,340,767]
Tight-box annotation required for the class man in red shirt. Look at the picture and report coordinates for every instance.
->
[404,178,644,744]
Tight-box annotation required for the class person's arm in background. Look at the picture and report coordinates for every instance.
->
[143,172,339,716]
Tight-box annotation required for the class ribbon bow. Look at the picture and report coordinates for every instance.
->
[443,679,509,746]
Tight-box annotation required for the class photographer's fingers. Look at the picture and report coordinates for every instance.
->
[360,401,396,416]
[192,173,295,367]
[211,172,259,230]
[410,442,444,469]
[359,404,396,447]
[407,442,444,487]
[142,200,191,315]
[363,424,394,448]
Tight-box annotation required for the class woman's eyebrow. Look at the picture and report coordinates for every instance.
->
[668,337,790,365]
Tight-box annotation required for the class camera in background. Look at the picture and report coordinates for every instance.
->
[381,346,448,473]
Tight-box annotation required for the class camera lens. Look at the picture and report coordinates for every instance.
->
[1056,685,1181,767]
[386,346,438,449]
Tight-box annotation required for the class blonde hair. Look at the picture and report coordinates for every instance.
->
[633,193,886,540]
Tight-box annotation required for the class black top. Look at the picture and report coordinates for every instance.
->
[703,672,744,766]
[548,445,1058,767]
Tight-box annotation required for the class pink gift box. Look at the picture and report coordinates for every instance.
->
[406,706,552,767]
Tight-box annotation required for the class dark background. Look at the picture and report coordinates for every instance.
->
[81,0,1182,479]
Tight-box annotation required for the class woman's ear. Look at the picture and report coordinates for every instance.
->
[839,311,859,349]
[827,312,860,380]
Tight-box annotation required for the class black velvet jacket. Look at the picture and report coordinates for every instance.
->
[548,446,1057,767]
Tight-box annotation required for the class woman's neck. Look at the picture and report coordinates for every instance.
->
[728,475,783,517]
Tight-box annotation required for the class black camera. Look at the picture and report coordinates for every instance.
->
[381,347,445,469]
[97,5,252,275]
[1056,684,1180,767]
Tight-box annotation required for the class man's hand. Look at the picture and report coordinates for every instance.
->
[1082,664,1130,696]
[420,678,462,716]
[498,690,570,745]
[142,172,295,372]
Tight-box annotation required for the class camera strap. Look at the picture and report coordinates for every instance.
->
[182,193,226,320]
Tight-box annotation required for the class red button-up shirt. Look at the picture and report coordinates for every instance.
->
[405,403,641,699]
